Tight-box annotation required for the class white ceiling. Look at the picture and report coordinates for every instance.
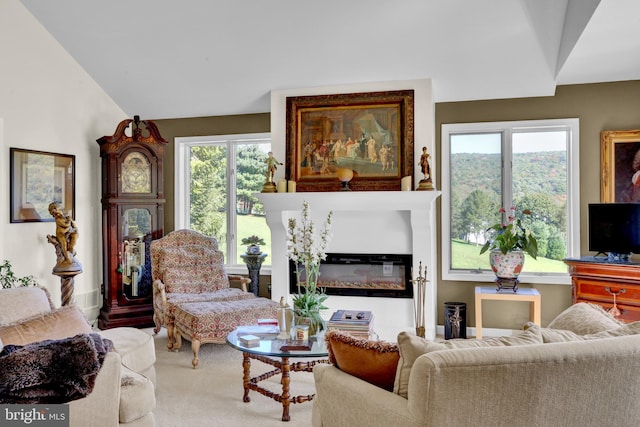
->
[20,0,640,120]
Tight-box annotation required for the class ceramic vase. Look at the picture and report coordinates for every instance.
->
[489,249,525,279]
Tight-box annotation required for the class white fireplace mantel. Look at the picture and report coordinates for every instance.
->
[258,191,441,341]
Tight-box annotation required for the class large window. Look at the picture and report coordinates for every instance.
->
[441,119,580,284]
[175,133,272,271]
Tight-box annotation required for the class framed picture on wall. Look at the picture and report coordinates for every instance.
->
[285,90,414,192]
[10,148,75,223]
[601,129,640,202]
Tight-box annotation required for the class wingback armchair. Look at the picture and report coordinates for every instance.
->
[150,229,252,349]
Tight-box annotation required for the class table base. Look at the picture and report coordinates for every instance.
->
[242,352,328,421]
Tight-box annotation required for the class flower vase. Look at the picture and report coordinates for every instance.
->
[294,315,323,337]
[489,249,525,291]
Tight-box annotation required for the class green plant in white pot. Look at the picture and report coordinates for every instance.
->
[287,201,333,336]
[480,207,538,281]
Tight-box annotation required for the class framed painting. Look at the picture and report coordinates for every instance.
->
[285,90,414,192]
[601,129,640,202]
[10,148,75,223]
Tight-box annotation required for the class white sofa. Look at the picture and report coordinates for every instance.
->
[313,303,640,427]
[0,286,156,427]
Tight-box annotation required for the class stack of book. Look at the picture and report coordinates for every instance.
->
[327,310,374,339]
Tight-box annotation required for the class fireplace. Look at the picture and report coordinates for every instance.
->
[289,253,413,298]
[258,191,440,341]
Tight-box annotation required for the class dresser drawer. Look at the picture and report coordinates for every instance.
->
[574,279,640,307]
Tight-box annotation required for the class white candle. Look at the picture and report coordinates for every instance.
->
[401,176,412,191]
[277,179,287,193]
[288,181,296,193]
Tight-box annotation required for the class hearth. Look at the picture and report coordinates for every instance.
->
[289,253,413,298]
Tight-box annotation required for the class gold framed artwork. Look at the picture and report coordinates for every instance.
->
[10,148,75,223]
[601,129,640,202]
[285,90,414,192]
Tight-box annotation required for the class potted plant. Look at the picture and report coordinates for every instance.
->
[0,259,39,289]
[241,235,265,255]
[287,201,333,336]
[479,207,538,281]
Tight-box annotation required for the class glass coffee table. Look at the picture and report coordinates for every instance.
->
[226,329,329,422]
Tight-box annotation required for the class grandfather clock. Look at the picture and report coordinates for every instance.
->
[97,116,167,329]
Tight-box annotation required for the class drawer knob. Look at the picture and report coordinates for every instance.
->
[604,287,626,318]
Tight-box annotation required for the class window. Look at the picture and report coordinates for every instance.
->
[175,133,272,271]
[441,119,580,284]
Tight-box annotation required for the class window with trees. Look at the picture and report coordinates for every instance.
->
[441,119,580,284]
[175,133,272,270]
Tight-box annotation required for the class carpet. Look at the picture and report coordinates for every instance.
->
[150,328,316,426]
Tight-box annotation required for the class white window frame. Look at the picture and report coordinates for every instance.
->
[441,119,580,285]
[175,132,271,274]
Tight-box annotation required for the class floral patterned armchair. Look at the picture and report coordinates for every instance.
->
[150,229,252,348]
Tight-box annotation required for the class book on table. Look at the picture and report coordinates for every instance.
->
[235,324,280,337]
[327,310,374,339]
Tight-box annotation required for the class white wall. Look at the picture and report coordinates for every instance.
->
[0,0,126,319]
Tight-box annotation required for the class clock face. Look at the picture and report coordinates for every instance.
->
[121,152,151,193]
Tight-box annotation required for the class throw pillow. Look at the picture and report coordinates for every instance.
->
[394,327,543,398]
[325,330,399,391]
[525,320,640,343]
[546,302,622,335]
[0,305,92,346]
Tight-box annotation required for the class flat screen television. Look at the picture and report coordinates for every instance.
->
[589,203,640,260]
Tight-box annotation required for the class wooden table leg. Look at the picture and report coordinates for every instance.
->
[242,352,251,402]
[281,356,291,422]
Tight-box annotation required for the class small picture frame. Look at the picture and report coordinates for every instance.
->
[10,148,75,223]
[285,90,414,192]
[600,129,640,202]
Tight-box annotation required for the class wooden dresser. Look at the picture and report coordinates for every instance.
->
[565,257,640,322]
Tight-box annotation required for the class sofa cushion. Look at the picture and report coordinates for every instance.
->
[0,287,54,327]
[325,330,399,391]
[0,305,92,346]
[546,302,622,335]
[394,327,543,398]
[525,320,640,343]
[98,327,156,375]
[119,366,156,423]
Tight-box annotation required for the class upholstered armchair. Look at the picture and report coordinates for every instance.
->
[150,229,252,348]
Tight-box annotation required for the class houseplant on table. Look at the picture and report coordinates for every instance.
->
[479,207,538,288]
[287,201,333,336]
[241,235,265,255]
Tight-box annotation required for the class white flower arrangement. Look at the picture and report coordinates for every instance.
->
[287,201,333,330]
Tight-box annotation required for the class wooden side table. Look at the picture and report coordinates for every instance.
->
[474,286,541,339]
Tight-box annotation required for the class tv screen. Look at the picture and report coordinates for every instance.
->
[589,203,640,256]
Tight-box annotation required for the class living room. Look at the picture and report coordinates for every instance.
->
[2,1,640,426]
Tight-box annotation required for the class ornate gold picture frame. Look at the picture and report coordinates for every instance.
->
[601,129,640,202]
[285,90,414,192]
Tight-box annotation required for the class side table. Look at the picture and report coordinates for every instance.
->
[474,286,541,339]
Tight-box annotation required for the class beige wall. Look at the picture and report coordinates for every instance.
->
[436,80,640,329]
[153,80,640,330]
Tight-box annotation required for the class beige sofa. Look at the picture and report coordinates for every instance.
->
[313,303,640,427]
[0,286,156,427]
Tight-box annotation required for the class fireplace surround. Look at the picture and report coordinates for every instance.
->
[258,191,440,340]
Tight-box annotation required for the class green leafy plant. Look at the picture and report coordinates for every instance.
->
[241,235,265,246]
[479,207,538,259]
[0,260,39,289]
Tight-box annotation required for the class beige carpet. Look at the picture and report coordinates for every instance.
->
[150,328,316,426]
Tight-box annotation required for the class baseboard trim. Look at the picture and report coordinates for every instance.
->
[436,325,518,339]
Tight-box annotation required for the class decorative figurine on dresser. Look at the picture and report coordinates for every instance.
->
[97,116,167,329]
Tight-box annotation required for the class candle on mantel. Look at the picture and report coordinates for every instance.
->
[401,176,412,191]
[277,179,287,193]
[288,181,296,193]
